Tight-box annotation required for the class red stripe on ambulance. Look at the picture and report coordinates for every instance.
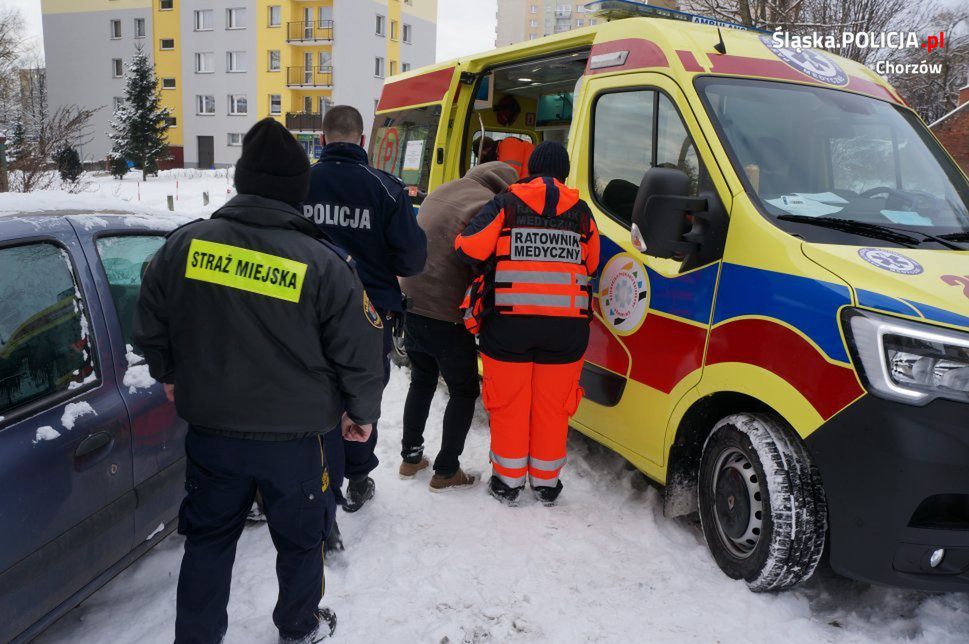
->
[377,67,456,112]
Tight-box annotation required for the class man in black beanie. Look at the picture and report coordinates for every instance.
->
[133,118,385,644]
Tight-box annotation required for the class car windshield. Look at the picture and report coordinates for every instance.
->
[698,77,969,238]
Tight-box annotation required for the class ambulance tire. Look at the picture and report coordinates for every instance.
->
[698,413,827,592]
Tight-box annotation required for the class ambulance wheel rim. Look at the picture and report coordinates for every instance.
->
[711,447,764,559]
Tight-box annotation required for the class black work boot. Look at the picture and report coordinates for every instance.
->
[533,481,564,507]
[342,476,375,513]
[324,520,344,555]
[487,475,523,507]
[277,607,337,644]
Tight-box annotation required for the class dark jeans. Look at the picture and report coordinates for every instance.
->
[324,315,393,503]
[402,313,480,476]
[175,428,336,644]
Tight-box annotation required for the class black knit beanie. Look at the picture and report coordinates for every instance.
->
[234,118,311,205]
[528,141,570,182]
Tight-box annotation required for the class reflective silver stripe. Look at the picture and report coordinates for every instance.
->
[530,474,560,488]
[529,456,566,471]
[495,270,573,285]
[490,451,528,470]
[575,296,589,309]
[495,470,527,487]
[575,274,592,286]
[495,293,572,308]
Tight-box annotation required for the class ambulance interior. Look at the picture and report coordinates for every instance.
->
[464,51,590,177]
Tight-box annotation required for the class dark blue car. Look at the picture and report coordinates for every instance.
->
[0,212,188,643]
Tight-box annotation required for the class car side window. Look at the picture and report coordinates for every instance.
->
[0,243,98,419]
[96,235,166,352]
[592,89,708,226]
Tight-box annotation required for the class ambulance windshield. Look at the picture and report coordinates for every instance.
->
[699,78,969,238]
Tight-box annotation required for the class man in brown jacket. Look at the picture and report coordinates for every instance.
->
[398,161,518,491]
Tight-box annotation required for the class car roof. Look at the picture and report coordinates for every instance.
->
[0,210,193,240]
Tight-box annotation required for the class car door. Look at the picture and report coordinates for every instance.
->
[71,217,188,544]
[0,219,134,643]
[567,72,732,465]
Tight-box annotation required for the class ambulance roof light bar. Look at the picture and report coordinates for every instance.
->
[583,1,773,36]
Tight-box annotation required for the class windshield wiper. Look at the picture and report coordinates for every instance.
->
[939,232,969,243]
[777,215,920,247]
[873,224,968,251]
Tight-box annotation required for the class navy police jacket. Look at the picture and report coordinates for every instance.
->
[302,142,427,312]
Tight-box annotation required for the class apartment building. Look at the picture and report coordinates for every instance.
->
[42,0,437,168]
[496,0,675,47]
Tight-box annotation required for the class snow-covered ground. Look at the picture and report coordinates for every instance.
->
[0,169,236,219]
[36,368,969,644]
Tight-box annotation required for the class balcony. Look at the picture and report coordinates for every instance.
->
[287,20,334,44]
[286,112,324,132]
[555,7,572,18]
[286,66,334,88]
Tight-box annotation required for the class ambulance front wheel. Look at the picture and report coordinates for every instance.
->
[698,413,827,592]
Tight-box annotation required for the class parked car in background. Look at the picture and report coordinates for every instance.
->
[0,212,188,643]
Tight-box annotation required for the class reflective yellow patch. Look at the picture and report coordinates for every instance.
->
[184,239,307,303]
[321,468,330,493]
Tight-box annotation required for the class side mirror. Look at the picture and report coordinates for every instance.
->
[631,167,727,270]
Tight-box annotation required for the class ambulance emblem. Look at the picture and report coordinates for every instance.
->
[599,254,650,336]
[858,248,924,275]
[759,35,848,86]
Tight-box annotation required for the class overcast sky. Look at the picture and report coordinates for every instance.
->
[2,0,498,62]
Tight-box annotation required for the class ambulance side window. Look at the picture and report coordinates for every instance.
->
[592,89,707,226]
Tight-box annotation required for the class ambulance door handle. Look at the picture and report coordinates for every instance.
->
[437,148,444,164]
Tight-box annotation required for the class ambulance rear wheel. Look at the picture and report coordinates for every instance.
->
[698,413,827,592]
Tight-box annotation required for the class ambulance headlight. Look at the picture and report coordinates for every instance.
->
[843,309,969,406]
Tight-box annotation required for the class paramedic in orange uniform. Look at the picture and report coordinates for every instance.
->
[455,141,600,506]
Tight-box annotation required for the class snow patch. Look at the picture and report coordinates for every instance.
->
[61,401,96,430]
[145,523,165,541]
[68,371,98,390]
[33,426,61,443]
[124,346,157,394]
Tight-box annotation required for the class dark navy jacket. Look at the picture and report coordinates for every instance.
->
[302,143,427,312]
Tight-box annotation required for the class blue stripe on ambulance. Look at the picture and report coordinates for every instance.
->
[856,289,923,318]
[902,300,969,329]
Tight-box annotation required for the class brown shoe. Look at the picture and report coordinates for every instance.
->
[429,469,477,492]
[398,456,429,479]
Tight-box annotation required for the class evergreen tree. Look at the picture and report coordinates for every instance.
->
[9,117,25,161]
[109,46,170,181]
[54,144,83,185]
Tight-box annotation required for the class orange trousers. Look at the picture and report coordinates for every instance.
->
[481,355,584,488]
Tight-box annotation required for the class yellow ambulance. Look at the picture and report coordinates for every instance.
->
[371,2,969,591]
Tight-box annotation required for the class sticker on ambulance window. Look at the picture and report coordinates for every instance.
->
[759,35,848,86]
[598,254,650,336]
[509,228,582,264]
[858,248,924,275]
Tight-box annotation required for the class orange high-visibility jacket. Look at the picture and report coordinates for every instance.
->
[496,138,534,179]
[456,176,600,320]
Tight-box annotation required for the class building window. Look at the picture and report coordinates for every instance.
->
[374,57,385,78]
[161,77,176,89]
[389,60,398,76]
[110,19,122,39]
[195,52,214,73]
[134,18,146,38]
[197,95,216,115]
[227,51,247,73]
[113,97,125,111]
[165,116,177,128]
[160,38,175,50]
[375,14,385,36]
[227,8,247,30]
[229,95,248,115]
[402,62,411,72]
[530,19,538,28]
[112,58,124,78]
[194,9,214,31]
[269,94,282,115]
[390,20,398,41]
[268,50,281,71]
[268,6,281,27]
[576,19,584,27]
[228,133,244,147]
[402,23,412,43]
[159,0,174,10]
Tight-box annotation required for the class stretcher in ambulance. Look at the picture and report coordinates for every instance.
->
[371,2,969,592]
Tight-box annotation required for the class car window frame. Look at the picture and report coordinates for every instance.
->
[0,236,103,429]
[588,85,707,229]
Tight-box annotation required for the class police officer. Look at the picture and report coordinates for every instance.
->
[302,105,427,520]
[133,119,384,644]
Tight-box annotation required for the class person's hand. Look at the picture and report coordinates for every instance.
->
[163,383,175,402]
[341,413,373,442]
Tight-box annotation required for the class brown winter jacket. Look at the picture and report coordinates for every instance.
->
[400,162,519,324]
